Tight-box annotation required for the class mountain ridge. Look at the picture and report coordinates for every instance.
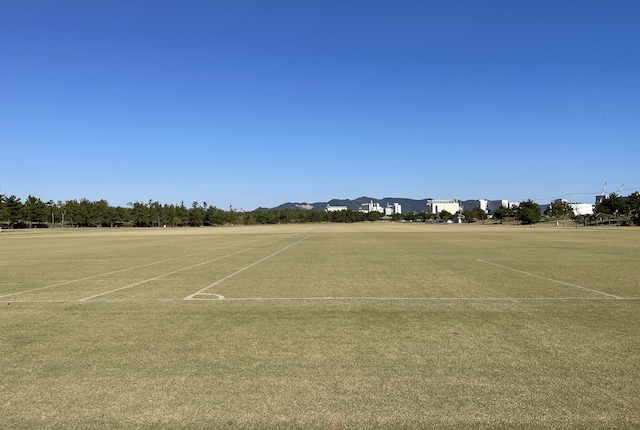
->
[271,196,432,214]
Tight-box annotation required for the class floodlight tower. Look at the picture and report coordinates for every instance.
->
[596,182,608,205]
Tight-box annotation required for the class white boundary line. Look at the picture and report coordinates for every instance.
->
[5,297,637,304]
[2,293,640,304]
[78,248,252,301]
[476,259,623,299]
[184,235,313,300]
[189,296,630,302]
[0,241,257,299]
[193,293,225,300]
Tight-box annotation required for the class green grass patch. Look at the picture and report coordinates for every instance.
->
[1,224,639,429]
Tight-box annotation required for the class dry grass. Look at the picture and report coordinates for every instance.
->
[1,223,639,429]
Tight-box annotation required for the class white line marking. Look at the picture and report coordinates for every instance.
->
[78,248,252,301]
[184,235,313,300]
[3,300,71,303]
[0,241,256,299]
[5,296,637,304]
[201,296,627,302]
[188,293,225,300]
[476,259,623,299]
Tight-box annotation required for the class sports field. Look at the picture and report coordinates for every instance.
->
[1,223,639,429]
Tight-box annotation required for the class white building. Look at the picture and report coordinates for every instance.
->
[426,199,461,215]
[549,199,594,217]
[570,203,594,216]
[384,203,402,216]
[326,204,348,212]
[359,201,384,214]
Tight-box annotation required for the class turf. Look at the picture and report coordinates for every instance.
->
[1,223,639,429]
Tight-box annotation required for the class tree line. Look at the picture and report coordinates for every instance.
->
[589,192,640,226]
[0,195,390,228]
[1,192,639,229]
[466,193,640,226]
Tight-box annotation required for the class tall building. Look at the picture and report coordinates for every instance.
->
[359,201,384,214]
[384,203,402,216]
[426,199,461,215]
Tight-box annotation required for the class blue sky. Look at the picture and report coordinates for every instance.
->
[1,1,638,210]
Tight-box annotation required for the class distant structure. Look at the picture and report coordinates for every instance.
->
[461,199,488,213]
[426,199,461,215]
[359,201,384,214]
[595,182,624,205]
[569,202,594,216]
[595,181,608,205]
[384,203,401,216]
[461,199,511,215]
[548,199,594,216]
[325,204,348,212]
[487,199,510,214]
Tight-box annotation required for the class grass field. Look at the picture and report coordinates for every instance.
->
[1,223,639,429]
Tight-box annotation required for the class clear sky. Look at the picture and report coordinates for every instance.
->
[2,1,638,210]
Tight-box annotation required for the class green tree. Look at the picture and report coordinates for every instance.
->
[63,199,94,227]
[56,200,68,227]
[594,193,628,216]
[23,195,48,227]
[3,195,22,228]
[438,210,453,222]
[627,192,640,225]
[493,205,514,220]
[129,201,151,226]
[206,206,229,225]
[515,200,541,225]
[77,198,93,226]
[162,204,177,226]
[403,212,418,222]
[189,202,206,226]
[113,206,130,225]
[175,202,189,226]
[547,200,575,224]
[64,200,79,227]
[148,201,162,227]
[464,207,488,222]
[474,207,487,221]
[93,199,116,227]
[45,200,56,226]
[391,213,404,222]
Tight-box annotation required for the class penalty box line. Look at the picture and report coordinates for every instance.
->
[0,240,259,300]
[78,234,302,302]
[78,248,254,301]
[184,235,313,300]
[476,259,622,299]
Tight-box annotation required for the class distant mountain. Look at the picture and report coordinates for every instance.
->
[272,196,431,214]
